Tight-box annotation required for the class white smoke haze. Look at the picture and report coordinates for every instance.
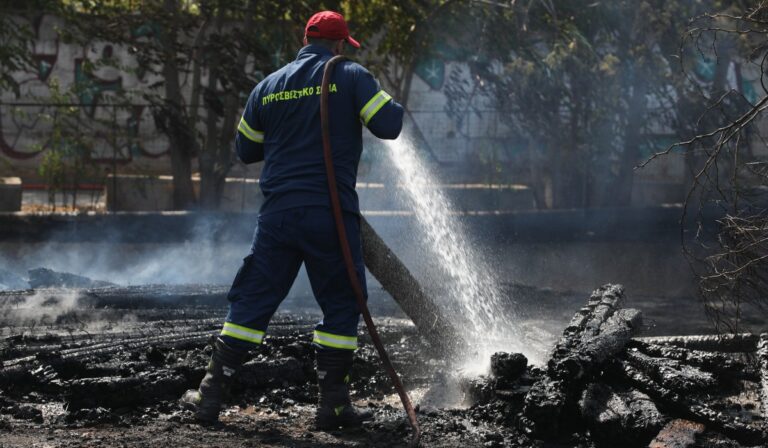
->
[0,288,145,335]
[0,233,248,287]
[1,289,83,327]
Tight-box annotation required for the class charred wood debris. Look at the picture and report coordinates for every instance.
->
[0,281,766,447]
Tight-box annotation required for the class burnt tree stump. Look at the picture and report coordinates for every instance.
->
[522,284,643,438]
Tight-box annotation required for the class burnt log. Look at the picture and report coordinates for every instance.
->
[463,353,529,405]
[548,284,624,364]
[635,334,758,353]
[611,358,767,446]
[628,340,749,378]
[460,375,499,405]
[523,284,643,438]
[521,379,567,437]
[0,330,216,387]
[623,350,717,392]
[758,333,768,419]
[65,371,188,410]
[360,217,462,353]
[491,352,527,387]
[1,403,44,423]
[578,383,665,447]
[553,308,642,381]
[65,357,309,411]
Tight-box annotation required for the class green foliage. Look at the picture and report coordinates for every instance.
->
[343,1,464,101]
[34,78,97,209]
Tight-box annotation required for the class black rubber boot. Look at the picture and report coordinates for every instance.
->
[315,349,373,430]
[180,337,246,422]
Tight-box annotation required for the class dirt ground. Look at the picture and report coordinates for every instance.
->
[0,283,760,448]
[0,307,544,448]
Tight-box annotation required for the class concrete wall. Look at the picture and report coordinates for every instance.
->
[105,173,536,212]
[1,16,175,179]
[0,177,22,212]
[105,175,263,212]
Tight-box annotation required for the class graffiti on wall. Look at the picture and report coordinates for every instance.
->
[0,15,171,168]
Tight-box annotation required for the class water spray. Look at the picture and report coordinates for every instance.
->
[383,137,542,370]
[320,55,420,446]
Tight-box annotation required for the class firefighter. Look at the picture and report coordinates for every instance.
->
[181,11,404,430]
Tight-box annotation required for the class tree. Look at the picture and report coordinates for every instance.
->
[194,0,340,208]
[343,1,461,108]
[57,0,350,210]
[439,0,714,209]
[8,0,454,209]
[58,0,203,208]
[641,1,768,332]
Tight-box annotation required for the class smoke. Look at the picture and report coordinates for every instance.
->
[0,215,247,286]
[0,212,326,316]
[0,289,149,334]
[1,289,83,327]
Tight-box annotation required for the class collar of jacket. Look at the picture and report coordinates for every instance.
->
[297,44,334,59]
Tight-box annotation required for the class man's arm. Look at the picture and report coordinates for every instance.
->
[354,66,404,140]
[235,91,265,164]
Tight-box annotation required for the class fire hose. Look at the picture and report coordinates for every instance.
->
[320,55,421,447]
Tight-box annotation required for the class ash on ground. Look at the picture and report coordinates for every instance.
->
[0,282,766,447]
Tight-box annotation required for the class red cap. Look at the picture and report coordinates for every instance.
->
[305,11,360,49]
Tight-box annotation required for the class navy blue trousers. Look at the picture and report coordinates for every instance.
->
[220,206,366,351]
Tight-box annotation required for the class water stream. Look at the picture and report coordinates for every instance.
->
[384,136,543,374]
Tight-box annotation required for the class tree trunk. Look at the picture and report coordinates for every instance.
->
[199,37,224,209]
[399,58,415,110]
[160,0,196,210]
[198,152,227,209]
[167,125,196,210]
[199,1,255,210]
[527,140,548,209]
[607,75,648,207]
[553,95,584,209]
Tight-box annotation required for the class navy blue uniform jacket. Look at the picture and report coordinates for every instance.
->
[235,44,404,214]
